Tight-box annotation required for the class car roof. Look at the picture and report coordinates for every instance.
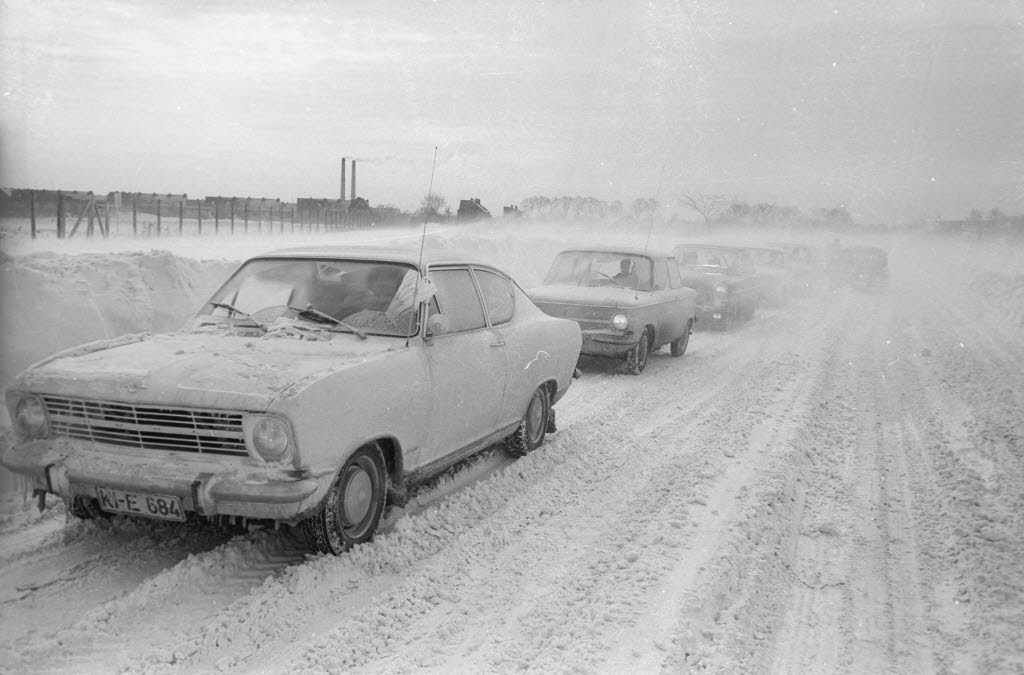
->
[250,244,503,270]
[555,245,674,259]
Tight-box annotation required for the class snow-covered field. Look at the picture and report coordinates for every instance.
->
[1,222,1022,673]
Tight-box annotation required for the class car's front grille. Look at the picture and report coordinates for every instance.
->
[42,395,248,456]
[535,303,615,327]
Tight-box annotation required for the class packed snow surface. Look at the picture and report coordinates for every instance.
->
[1,222,1022,673]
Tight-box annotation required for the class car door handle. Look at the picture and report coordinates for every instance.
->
[490,337,506,348]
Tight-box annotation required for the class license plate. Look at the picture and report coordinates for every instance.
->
[96,487,185,522]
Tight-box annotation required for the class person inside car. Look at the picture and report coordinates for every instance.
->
[613,258,638,287]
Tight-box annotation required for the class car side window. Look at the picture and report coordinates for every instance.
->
[430,268,487,332]
[474,269,515,325]
[667,260,683,288]
[653,260,669,290]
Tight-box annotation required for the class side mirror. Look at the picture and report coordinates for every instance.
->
[426,313,450,337]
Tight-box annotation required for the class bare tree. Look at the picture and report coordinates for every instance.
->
[679,192,730,230]
[419,193,448,220]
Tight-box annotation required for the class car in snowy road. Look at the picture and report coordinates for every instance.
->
[528,247,697,374]
[2,246,583,555]
[672,243,761,328]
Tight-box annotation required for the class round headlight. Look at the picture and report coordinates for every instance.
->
[15,396,48,439]
[714,284,728,295]
[611,314,629,331]
[251,416,291,462]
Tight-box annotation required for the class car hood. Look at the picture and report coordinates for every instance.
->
[16,331,399,411]
[528,284,648,309]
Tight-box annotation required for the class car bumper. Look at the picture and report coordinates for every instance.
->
[2,439,332,522]
[580,329,639,358]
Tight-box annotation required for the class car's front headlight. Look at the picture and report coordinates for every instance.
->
[14,395,49,439]
[611,314,629,331]
[244,415,293,463]
[714,284,728,295]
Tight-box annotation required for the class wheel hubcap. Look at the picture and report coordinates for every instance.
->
[342,465,373,527]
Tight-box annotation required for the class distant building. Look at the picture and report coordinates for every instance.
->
[503,205,523,219]
[457,198,491,222]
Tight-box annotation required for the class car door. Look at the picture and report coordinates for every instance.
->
[652,258,687,344]
[422,266,510,465]
[472,266,524,430]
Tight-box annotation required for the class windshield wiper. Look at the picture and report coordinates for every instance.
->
[287,304,367,339]
[209,302,266,330]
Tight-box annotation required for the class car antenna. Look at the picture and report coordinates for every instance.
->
[405,145,439,348]
[637,164,666,299]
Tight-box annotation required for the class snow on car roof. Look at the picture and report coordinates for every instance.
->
[250,244,502,270]
[556,245,674,259]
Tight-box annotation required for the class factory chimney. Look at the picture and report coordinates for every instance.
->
[351,159,357,200]
[340,157,347,201]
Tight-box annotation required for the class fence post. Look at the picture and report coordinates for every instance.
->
[178,200,184,235]
[197,199,202,235]
[30,190,36,238]
[56,191,64,238]
[87,194,95,238]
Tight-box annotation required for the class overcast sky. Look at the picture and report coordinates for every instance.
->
[1,0,1022,223]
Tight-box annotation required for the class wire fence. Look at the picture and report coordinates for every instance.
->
[3,191,413,239]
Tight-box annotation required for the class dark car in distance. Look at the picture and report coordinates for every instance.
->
[672,244,760,328]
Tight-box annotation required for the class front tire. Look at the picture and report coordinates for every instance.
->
[302,444,388,555]
[626,328,650,375]
[670,319,692,356]
[506,387,550,457]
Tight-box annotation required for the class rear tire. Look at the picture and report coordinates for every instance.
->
[506,387,550,457]
[302,445,388,555]
[670,319,692,357]
[626,328,650,375]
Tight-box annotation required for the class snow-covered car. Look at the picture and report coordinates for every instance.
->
[672,244,760,327]
[528,248,697,375]
[2,246,583,555]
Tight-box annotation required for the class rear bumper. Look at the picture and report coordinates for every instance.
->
[2,439,332,522]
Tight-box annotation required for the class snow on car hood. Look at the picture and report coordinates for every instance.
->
[17,331,397,411]
[528,284,649,308]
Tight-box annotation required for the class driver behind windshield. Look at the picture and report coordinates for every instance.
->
[613,258,639,287]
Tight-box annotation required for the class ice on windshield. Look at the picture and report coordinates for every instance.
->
[199,259,423,336]
[544,251,653,290]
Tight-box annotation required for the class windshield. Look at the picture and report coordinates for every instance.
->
[197,258,423,336]
[544,251,652,291]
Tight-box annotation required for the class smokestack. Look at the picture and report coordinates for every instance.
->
[351,159,357,200]
[340,157,346,201]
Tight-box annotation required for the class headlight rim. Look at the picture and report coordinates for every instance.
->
[611,314,629,331]
[244,414,294,464]
[15,394,49,440]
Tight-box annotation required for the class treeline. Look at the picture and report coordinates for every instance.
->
[513,192,1024,236]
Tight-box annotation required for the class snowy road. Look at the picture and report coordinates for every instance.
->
[1,232,1022,673]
